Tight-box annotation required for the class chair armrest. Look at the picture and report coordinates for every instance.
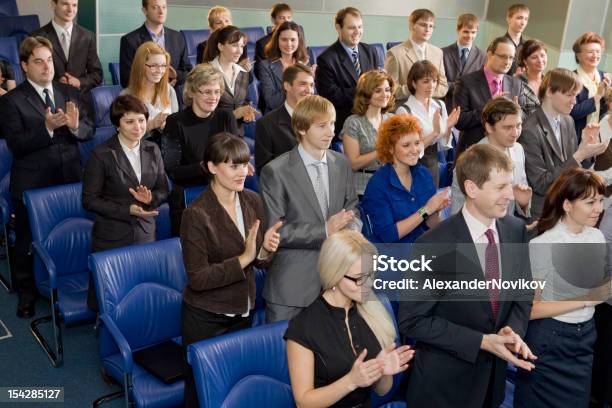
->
[31,241,58,289]
[100,313,134,374]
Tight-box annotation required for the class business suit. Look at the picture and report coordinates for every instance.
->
[398,212,532,408]
[260,146,359,320]
[82,134,169,252]
[119,24,192,88]
[442,43,486,111]
[258,59,285,113]
[519,107,585,220]
[217,69,250,137]
[255,33,271,64]
[570,70,609,143]
[453,68,524,157]
[0,79,93,302]
[315,40,379,136]
[385,40,449,104]
[255,104,296,174]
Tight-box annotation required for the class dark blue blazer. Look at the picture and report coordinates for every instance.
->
[570,70,609,142]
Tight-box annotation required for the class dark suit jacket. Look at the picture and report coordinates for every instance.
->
[453,68,524,156]
[570,70,609,142]
[0,80,93,199]
[255,104,296,173]
[258,59,285,113]
[399,212,532,408]
[315,40,379,136]
[120,24,192,88]
[442,43,487,111]
[255,33,271,64]
[82,135,168,251]
[218,70,250,136]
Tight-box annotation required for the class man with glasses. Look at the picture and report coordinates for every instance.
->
[453,36,525,158]
[385,8,448,105]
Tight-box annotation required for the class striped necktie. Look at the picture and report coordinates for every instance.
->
[351,48,361,77]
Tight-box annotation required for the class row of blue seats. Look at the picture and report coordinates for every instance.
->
[0,0,17,17]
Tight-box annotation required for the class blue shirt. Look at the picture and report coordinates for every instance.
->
[361,163,436,243]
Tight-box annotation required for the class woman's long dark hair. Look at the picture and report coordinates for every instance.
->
[200,132,251,181]
[202,25,247,63]
[264,21,308,63]
[537,167,606,235]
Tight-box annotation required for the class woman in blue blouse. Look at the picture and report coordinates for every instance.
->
[361,115,450,243]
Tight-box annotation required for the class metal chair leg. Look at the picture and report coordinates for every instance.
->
[92,390,124,407]
[29,289,63,367]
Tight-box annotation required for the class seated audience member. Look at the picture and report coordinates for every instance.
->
[516,39,547,118]
[162,64,239,236]
[255,63,314,173]
[399,143,536,408]
[202,26,257,137]
[258,21,309,113]
[385,8,448,105]
[260,95,360,322]
[396,61,460,186]
[515,167,612,408]
[504,3,530,75]
[196,5,249,70]
[82,94,169,308]
[451,97,531,219]
[342,69,395,196]
[180,132,282,408]
[442,13,487,111]
[0,36,93,318]
[119,0,191,88]
[570,32,611,140]
[255,3,293,66]
[285,230,414,407]
[454,36,525,157]
[315,7,380,137]
[122,41,179,143]
[520,68,608,219]
[0,59,16,96]
[30,0,103,118]
[361,115,450,244]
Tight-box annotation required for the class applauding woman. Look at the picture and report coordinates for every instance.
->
[285,230,413,408]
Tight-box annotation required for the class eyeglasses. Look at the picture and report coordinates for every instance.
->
[344,272,374,286]
[145,63,167,71]
[197,89,223,98]
[493,53,515,61]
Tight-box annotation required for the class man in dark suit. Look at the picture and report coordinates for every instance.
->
[119,0,192,88]
[314,7,379,137]
[442,13,487,111]
[453,36,525,158]
[398,144,536,408]
[30,0,103,119]
[255,63,314,173]
[0,37,93,318]
[504,4,530,76]
[254,3,293,65]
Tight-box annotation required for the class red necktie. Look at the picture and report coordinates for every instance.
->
[484,229,500,318]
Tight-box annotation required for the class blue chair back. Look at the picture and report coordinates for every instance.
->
[246,42,256,61]
[0,15,40,43]
[241,26,265,43]
[188,55,197,67]
[0,138,12,179]
[0,139,12,224]
[0,36,22,83]
[371,43,385,69]
[156,203,171,240]
[181,29,210,58]
[0,0,18,16]
[91,85,122,127]
[108,62,120,86]
[307,46,327,65]
[183,185,206,207]
[79,126,115,166]
[386,41,401,50]
[188,320,293,408]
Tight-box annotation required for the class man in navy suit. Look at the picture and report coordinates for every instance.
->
[0,37,93,318]
[314,7,379,137]
[399,144,536,408]
[119,0,192,88]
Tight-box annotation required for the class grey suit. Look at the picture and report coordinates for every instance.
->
[442,43,486,112]
[260,146,359,320]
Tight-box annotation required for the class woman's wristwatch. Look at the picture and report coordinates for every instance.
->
[418,207,429,221]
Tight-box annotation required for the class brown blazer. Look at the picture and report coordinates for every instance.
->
[385,40,448,103]
[217,70,250,137]
[180,188,270,315]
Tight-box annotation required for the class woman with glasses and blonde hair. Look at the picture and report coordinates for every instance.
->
[123,41,179,140]
[285,230,414,408]
[161,63,239,235]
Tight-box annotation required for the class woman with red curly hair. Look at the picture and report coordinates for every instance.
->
[360,115,450,243]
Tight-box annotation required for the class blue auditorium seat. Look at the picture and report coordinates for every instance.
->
[0,36,22,83]
[23,183,96,367]
[0,139,13,290]
[108,62,120,86]
[90,238,186,408]
[241,26,265,43]
[180,29,210,59]
[307,46,327,65]
[183,185,206,208]
[386,41,401,50]
[156,203,171,241]
[79,126,115,166]
[0,0,18,16]
[371,43,386,69]
[0,14,40,44]
[188,321,294,408]
[91,85,122,128]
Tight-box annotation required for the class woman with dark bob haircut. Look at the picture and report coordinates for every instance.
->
[515,167,612,408]
[82,94,169,307]
[179,132,283,407]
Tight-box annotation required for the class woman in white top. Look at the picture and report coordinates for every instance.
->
[123,41,178,141]
[514,167,612,408]
[451,97,532,219]
[396,60,460,187]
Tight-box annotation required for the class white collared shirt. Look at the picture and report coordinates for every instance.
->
[298,144,329,207]
[461,205,502,278]
[211,56,247,95]
[410,39,426,60]
[118,138,142,183]
[396,95,452,150]
[542,109,563,151]
[52,20,73,55]
[28,79,55,137]
[284,101,294,117]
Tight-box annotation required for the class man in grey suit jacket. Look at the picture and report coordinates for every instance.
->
[260,95,360,322]
[442,13,487,111]
[520,68,607,219]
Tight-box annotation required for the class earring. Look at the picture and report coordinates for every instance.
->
[332,286,336,291]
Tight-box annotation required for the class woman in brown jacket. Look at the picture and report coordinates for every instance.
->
[179,132,282,407]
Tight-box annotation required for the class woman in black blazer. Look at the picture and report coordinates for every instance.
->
[83,94,169,252]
